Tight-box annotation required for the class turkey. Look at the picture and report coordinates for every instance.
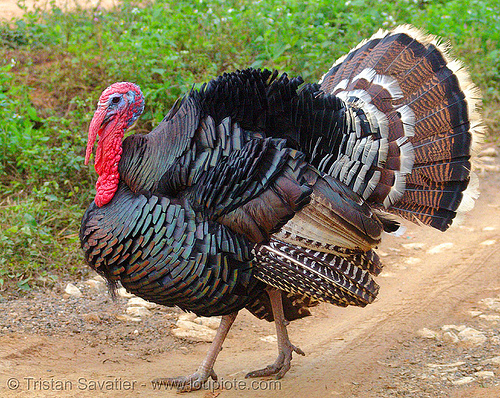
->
[80,25,482,390]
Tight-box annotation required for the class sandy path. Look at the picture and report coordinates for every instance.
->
[0,0,116,20]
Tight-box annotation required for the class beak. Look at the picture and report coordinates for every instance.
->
[85,106,108,165]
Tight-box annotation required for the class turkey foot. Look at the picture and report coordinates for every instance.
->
[152,312,237,392]
[245,340,305,379]
[246,287,305,379]
[152,369,217,392]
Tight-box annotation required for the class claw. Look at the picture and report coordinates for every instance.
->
[152,369,217,392]
[246,341,305,379]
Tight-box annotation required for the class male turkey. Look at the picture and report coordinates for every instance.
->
[80,25,481,390]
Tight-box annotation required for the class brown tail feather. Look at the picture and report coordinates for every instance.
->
[319,25,482,231]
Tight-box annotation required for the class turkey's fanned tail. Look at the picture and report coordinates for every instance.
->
[319,25,483,231]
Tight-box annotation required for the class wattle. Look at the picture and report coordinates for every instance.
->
[95,171,120,207]
[93,129,124,207]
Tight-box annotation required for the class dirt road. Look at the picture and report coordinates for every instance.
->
[0,0,116,20]
[0,149,498,398]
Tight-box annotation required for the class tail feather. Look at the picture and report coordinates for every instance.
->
[254,239,380,307]
[319,25,482,231]
[388,202,456,231]
[408,160,471,184]
[401,186,466,212]
[279,170,384,252]
[413,131,471,161]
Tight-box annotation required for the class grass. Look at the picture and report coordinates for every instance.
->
[0,0,499,294]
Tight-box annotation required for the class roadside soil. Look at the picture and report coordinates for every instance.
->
[0,0,117,20]
[0,149,499,398]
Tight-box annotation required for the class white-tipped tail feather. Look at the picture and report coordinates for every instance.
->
[319,24,482,231]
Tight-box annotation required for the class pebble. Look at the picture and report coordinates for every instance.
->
[417,328,440,340]
[479,297,500,312]
[482,356,500,365]
[177,312,221,330]
[480,239,497,246]
[479,314,500,321]
[127,297,157,309]
[172,325,216,343]
[452,376,474,385]
[458,327,487,345]
[92,275,107,283]
[81,312,101,323]
[441,324,466,332]
[116,314,141,322]
[403,257,422,265]
[442,331,459,344]
[194,316,221,330]
[117,287,134,298]
[176,319,206,331]
[172,318,219,342]
[458,225,475,232]
[427,361,465,368]
[468,310,483,317]
[426,242,454,254]
[491,336,500,345]
[84,279,106,292]
[64,283,82,298]
[474,370,495,378]
[178,313,197,322]
[401,243,425,250]
[260,335,278,344]
[483,226,496,231]
[126,306,152,318]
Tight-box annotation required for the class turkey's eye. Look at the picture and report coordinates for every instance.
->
[111,96,120,104]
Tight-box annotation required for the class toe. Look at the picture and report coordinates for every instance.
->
[151,369,215,392]
[291,344,305,356]
[246,364,282,378]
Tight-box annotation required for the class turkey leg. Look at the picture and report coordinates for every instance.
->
[152,312,237,391]
[246,287,305,379]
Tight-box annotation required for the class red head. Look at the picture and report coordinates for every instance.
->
[86,82,144,207]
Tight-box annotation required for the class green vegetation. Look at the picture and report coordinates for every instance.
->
[0,0,499,294]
